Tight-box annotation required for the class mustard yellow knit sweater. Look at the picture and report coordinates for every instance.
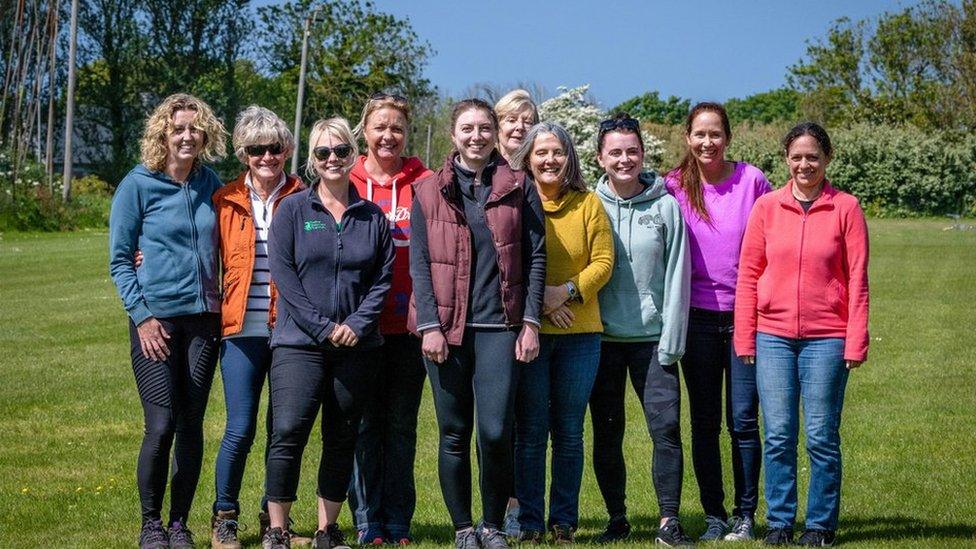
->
[540,189,615,335]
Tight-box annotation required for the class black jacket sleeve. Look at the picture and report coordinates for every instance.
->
[521,181,547,326]
[409,196,442,332]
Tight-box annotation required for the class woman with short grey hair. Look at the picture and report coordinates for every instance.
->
[209,104,308,548]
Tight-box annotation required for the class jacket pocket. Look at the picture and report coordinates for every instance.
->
[826,278,848,316]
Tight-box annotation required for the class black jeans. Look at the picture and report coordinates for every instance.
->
[681,308,762,520]
[425,328,519,530]
[349,334,426,539]
[128,313,220,525]
[589,341,683,519]
[265,345,376,503]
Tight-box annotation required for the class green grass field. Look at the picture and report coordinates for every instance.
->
[1,219,974,548]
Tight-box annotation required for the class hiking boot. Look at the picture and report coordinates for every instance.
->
[596,515,631,543]
[723,516,754,541]
[478,527,511,549]
[260,512,312,546]
[550,524,575,544]
[699,515,728,541]
[211,510,242,549]
[517,529,544,544]
[454,528,479,549]
[656,517,694,547]
[312,524,350,549]
[263,527,292,549]
[797,529,836,546]
[503,505,521,539]
[139,519,170,549]
[167,521,195,549]
[763,527,794,546]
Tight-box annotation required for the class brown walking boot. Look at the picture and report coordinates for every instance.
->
[260,511,312,546]
[212,510,242,549]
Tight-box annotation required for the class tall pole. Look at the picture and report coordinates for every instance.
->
[45,0,59,190]
[291,13,313,175]
[61,0,78,202]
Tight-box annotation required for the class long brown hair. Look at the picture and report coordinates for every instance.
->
[671,102,732,224]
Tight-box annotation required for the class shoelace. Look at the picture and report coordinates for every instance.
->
[140,520,168,544]
[328,525,346,545]
[216,519,239,542]
[169,523,194,545]
[728,516,750,535]
[267,528,289,545]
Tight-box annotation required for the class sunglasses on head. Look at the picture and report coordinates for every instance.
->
[598,117,641,134]
[370,91,408,103]
[313,144,353,160]
[244,143,284,157]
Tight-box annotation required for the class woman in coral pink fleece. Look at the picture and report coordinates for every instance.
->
[734,122,869,547]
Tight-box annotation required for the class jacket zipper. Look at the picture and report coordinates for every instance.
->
[797,207,806,337]
[184,183,205,311]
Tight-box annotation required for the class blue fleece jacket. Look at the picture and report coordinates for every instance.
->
[109,163,222,325]
[596,172,691,365]
[268,185,394,349]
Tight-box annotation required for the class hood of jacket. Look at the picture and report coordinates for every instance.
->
[350,155,430,188]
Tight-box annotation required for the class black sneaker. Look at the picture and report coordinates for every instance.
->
[763,527,794,546]
[518,529,545,544]
[596,516,631,543]
[478,527,511,549]
[797,529,835,546]
[656,517,694,547]
[168,521,195,549]
[454,528,479,549]
[312,524,350,549]
[263,527,292,549]
[139,519,170,549]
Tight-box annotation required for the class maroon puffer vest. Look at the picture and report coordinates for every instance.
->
[407,155,526,345]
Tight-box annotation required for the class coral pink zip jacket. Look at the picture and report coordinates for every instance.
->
[733,180,870,362]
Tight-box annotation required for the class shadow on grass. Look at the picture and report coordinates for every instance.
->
[840,515,976,544]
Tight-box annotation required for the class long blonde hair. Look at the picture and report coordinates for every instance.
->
[140,93,227,172]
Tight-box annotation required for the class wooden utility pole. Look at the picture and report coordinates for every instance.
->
[61,0,77,201]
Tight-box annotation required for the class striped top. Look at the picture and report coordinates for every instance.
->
[228,173,287,339]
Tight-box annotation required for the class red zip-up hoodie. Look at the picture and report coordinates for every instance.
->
[350,155,433,335]
[733,181,870,362]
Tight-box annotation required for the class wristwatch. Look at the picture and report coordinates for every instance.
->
[565,281,580,302]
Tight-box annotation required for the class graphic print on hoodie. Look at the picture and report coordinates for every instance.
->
[350,155,434,334]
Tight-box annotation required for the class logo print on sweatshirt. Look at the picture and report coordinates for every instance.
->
[304,220,329,231]
[638,213,664,227]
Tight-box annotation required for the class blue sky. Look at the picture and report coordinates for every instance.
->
[262,0,928,109]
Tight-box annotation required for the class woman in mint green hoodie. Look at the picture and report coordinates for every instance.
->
[588,113,693,546]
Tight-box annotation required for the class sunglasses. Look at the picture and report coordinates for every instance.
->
[244,143,284,157]
[598,117,641,134]
[370,91,408,103]
[313,144,353,160]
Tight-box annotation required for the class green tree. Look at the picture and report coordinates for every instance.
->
[610,91,689,125]
[725,88,801,124]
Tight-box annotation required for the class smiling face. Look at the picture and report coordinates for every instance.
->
[597,131,644,187]
[167,109,204,165]
[313,130,354,184]
[685,110,729,169]
[364,107,407,163]
[498,107,535,160]
[528,132,567,190]
[787,134,830,192]
[246,143,286,184]
[451,107,496,169]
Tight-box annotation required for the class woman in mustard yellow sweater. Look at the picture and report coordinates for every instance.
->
[510,122,614,543]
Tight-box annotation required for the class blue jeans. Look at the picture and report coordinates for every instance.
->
[349,334,426,541]
[213,337,272,513]
[516,333,601,531]
[756,332,849,531]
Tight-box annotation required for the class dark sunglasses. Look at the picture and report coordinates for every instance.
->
[244,143,284,157]
[313,144,353,160]
[370,91,408,103]
[598,117,640,134]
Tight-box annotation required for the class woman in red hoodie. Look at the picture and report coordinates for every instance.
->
[347,92,433,545]
[734,122,869,547]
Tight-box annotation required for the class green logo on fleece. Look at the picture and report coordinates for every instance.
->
[304,220,328,231]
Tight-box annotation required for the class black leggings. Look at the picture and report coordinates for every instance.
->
[128,313,220,525]
[265,345,376,503]
[589,341,683,518]
[424,328,519,530]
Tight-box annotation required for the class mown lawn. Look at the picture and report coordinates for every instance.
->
[0,219,974,548]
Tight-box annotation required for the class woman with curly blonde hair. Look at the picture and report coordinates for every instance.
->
[109,92,227,549]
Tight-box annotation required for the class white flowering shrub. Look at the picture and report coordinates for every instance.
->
[538,85,665,186]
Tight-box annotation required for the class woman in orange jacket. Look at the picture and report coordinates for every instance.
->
[209,106,306,548]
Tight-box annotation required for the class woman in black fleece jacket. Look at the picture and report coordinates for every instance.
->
[264,117,394,549]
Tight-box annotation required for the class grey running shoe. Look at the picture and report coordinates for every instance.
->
[656,517,694,547]
[139,519,170,549]
[167,521,195,549]
[454,528,479,549]
[478,527,511,549]
[796,529,835,546]
[724,516,754,541]
[263,527,292,549]
[503,505,521,539]
[311,524,350,549]
[763,527,794,546]
[260,512,312,546]
[700,515,728,541]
